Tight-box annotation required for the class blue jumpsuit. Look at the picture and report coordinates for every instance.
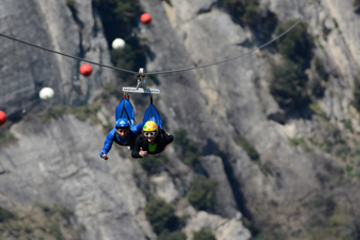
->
[99,124,142,158]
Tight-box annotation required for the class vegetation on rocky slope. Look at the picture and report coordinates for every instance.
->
[353,77,360,112]
[174,129,202,171]
[0,129,17,146]
[0,203,82,240]
[139,153,168,174]
[269,19,314,113]
[236,133,260,161]
[220,0,262,29]
[144,198,183,235]
[158,230,186,240]
[354,0,360,13]
[140,129,218,237]
[193,228,216,240]
[41,104,100,123]
[220,0,278,42]
[269,19,332,115]
[221,2,328,115]
[8,1,359,240]
[187,175,218,212]
[215,5,360,239]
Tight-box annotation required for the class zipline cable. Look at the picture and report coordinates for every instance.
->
[0,0,320,77]
[0,32,138,74]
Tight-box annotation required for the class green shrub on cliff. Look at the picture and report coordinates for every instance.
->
[220,0,278,41]
[0,206,17,222]
[0,129,17,146]
[139,153,167,174]
[220,0,261,28]
[144,199,180,235]
[269,60,310,112]
[269,19,316,112]
[353,77,360,112]
[158,230,186,240]
[0,203,81,240]
[354,0,360,11]
[187,175,217,212]
[92,0,141,28]
[174,129,202,170]
[237,133,259,160]
[41,104,100,123]
[193,228,216,240]
[275,20,313,70]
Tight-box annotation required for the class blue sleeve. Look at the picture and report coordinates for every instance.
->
[131,124,143,138]
[99,129,116,158]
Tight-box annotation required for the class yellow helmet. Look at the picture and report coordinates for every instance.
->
[143,121,158,136]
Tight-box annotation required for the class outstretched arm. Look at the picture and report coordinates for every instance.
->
[99,130,115,160]
[162,129,174,145]
[131,135,144,158]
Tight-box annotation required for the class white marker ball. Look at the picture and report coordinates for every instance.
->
[39,87,54,101]
[112,38,125,50]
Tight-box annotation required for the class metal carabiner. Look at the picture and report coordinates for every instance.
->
[136,68,146,90]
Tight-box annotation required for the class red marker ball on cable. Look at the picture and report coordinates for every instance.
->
[140,13,152,25]
[79,64,92,77]
[0,111,7,126]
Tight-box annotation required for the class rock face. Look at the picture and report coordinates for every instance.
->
[200,155,238,218]
[0,0,114,116]
[1,115,149,240]
[1,0,360,239]
[184,211,251,240]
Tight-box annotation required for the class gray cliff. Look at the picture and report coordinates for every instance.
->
[1,0,360,239]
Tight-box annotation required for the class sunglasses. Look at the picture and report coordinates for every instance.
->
[144,131,156,137]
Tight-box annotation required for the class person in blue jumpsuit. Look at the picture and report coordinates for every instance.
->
[99,118,142,160]
[99,98,142,160]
